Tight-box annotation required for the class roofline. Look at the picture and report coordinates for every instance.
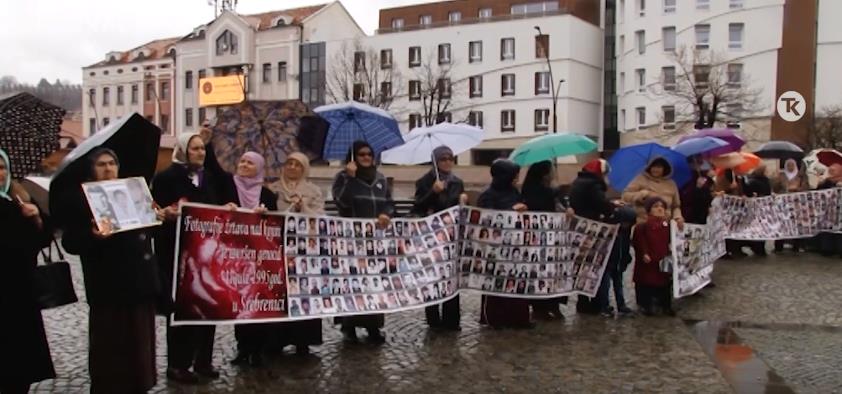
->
[302,1,366,36]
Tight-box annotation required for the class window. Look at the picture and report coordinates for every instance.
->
[501,110,516,132]
[501,38,515,60]
[636,68,646,92]
[89,118,96,133]
[409,46,421,67]
[729,23,744,49]
[262,63,272,83]
[130,84,138,104]
[183,71,193,90]
[438,43,451,65]
[695,24,710,49]
[354,51,366,73]
[278,62,287,82]
[470,75,483,98]
[728,64,743,87]
[380,82,392,99]
[697,0,709,10]
[535,34,549,58]
[300,42,327,107]
[198,69,206,80]
[440,112,453,123]
[535,72,550,95]
[437,78,452,99]
[419,15,432,25]
[620,109,627,131]
[726,103,743,124]
[620,72,626,92]
[662,67,676,90]
[636,107,646,127]
[619,0,625,23]
[215,30,238,55]
[619,35,625,54]
[116,86,124,105]
[694,65,711,88]
[380,49,392,69]
[391,18,404,29]
[409,80,421,100]
[535,109,550,131]
[663,27,676,52]
[637,0,646,16]
[160,115,169,133]
[103,117,110,127]
[448,11,461,23]
[469,111,484,128]
[469,41,483,63]
[409,113,422,130]
[511,1,559,15]
[662,106,675,128]
[185,108,193,127]
[88,88,95,107]
[663,0,676,14]
[353,83,365,102]
[198,108,207,124]
[145,83,154,101]
[502,74,516,96]
[479,8,492,19]
[160,82,169,99]
[102,87,109,106]
[730,0,743,9]
[636,30,646,54]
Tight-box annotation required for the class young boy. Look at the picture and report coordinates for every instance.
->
[632,197,675,316]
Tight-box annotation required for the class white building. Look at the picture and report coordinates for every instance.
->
[816,0,842,112]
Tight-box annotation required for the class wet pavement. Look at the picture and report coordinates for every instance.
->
[30,251,842,393]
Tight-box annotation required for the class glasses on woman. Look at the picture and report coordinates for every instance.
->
[357,151,373,157]
[438,156,455,162]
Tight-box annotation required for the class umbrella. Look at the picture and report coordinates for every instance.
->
[49,113,160,226]
[314,101,403,160]
[816,149,842,167]
[606,142,691,191]
[21,176,51,215]
[802,149,838,188]
[211,100,319,182]
[753,140,804,160]
[671,136,729,157]
[711,152,761,174]
[508,132,597,167]
[381,122,483,166]
[678,128,745,156]
[0,92,65,178]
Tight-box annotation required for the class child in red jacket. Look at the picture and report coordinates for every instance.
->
[632,197,675,316]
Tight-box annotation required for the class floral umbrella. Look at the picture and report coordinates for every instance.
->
[0,92,65,178]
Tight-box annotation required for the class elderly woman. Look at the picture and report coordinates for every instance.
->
[58,148,160,393]
[0,149,55,394]
[270,152,324,355]
[151,132,237,383]
[774,159,808,253]
[332,141,394,343]
[622,158,684,227]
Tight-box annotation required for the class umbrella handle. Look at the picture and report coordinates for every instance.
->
[432,151,440,181]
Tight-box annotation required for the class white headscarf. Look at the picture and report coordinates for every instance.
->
[783,159,799,181]
[172,133,201,164]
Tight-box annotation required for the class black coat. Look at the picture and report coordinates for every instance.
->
[569,171,614,221]
[411,170,464,216]
[0,198,56,386]
[743,174,772,197]
[680,173,714,224]
[523,185,561,212]
[332,171,395,219]
[477,186,523,210]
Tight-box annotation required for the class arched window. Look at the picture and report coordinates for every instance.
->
[216,30,238,56]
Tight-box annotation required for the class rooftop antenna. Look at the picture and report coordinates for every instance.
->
[209,0,238,17]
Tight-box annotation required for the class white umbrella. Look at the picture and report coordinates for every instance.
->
[381,123,484,176]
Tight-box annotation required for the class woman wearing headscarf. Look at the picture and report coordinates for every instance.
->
[57,148,160,393]
[269,152,324,355]
[411,145,467,331]
[680,157,715,225]
[332,140,394,343]
[521,161,565,320]
[477,159,532,329]
[151,132,237,383]
[774,159,807,253]
[0,149,55,394]
[622,158,684,227]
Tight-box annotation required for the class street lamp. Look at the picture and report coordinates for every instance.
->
[535,26,564,133]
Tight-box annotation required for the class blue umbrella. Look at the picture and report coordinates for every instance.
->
[672,136,729,157]
[607,142,691,191]
[314,101,403,160]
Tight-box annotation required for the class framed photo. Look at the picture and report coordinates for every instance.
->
[82,177,160,233]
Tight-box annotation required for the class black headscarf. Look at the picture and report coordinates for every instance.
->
[346,140,377,184]
[87,147,120,181]
[490,159,520,190]
[522,160,556,212]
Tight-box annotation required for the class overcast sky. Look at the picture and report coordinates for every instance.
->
[0,0,426,85]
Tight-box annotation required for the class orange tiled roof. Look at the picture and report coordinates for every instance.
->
[85,36,179,68]
[241,3,328,30]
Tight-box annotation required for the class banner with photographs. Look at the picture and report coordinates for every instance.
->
[172,203,287,325]
[718,188,842,240]
[82,177,160,233]
[283,207,461,319]
[670,199,728,298]
[459,207,619,298]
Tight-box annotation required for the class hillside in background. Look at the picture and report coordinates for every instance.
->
[0,75,81,111]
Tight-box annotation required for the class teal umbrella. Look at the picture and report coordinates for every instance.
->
[509,133,597,166]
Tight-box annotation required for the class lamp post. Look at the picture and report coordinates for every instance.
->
[535,26,564,134]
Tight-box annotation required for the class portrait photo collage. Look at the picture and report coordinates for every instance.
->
[671,201,728,298]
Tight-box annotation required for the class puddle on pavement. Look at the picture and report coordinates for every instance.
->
[685,320,795,394]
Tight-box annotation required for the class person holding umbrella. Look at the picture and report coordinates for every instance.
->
[57,148,161,393]
[680,156,715,225]
[412,145,467,331]
[332,140,394,343]
[622,158,685,227]
[0,148,56,394]
[774,159,808,253]
[742,164,773,257]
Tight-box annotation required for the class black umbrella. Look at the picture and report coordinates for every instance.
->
[49,113,160,226]
[0,92,65,178]
[754,140,804,160]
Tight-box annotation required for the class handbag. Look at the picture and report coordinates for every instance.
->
[33,238,78,310]
[659,255,674,274]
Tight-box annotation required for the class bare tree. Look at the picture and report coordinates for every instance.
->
[648,46,763,134]
[810,105,842,150]
[409,53,467,127]
[325,40,403,110]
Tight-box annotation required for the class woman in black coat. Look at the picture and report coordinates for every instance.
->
[332,141,394,343]
[58,148,160,393]
[411,145,466,331]
[0,149,55,394]
[151,133,237,383]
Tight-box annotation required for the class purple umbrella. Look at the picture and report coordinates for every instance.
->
[678,128,745,157]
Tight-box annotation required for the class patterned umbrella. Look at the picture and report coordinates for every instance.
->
[210,100,320,182]
[314,101,403,160]
[0,92,65,178]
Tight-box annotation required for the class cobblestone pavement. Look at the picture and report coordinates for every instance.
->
[29,251,842,393]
